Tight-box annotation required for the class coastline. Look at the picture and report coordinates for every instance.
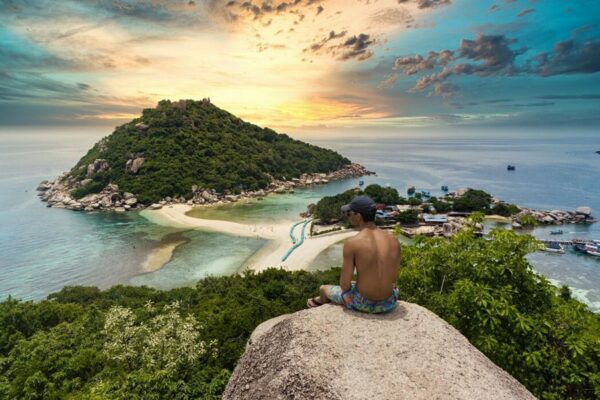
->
[140,204,357,272]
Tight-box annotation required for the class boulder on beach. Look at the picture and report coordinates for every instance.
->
[224,303,535,400]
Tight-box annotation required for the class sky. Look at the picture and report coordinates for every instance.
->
[1,0,599,134]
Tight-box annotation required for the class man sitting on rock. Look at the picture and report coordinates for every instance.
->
[307,195,400,313]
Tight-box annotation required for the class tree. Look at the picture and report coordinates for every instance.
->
[453,189,492,212]
[363,184,400,205]
[468,211,486,223]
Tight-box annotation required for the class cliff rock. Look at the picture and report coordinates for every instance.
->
[224,302,535,400]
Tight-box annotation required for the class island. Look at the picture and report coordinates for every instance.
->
[37,98,373,211]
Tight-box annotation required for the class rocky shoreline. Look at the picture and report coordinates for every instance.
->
[37,163,374,212]
[512,206,595,228]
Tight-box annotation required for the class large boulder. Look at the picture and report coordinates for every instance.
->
[125,157,145,174]
[224,303,535,400]
[576,206,592,216]
[86,159,110,177]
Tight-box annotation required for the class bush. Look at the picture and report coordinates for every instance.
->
[519,215,538,227]
[398,229,600,399]
[395,209,420,224]
[491,202,520,217]
[312,189,356,223]
[453,189,492,213]
[363,184,400,205]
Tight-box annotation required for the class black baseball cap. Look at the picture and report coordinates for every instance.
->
[341,195,376,216]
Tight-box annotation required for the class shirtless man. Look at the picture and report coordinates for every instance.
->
[307,195,401,314]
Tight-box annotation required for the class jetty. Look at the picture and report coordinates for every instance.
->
[537,238,595,246]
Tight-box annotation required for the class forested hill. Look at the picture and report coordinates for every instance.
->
[65,99,351,203]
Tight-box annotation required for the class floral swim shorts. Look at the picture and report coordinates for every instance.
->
[325,282,398,314]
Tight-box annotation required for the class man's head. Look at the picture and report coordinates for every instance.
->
[341,195,376,226]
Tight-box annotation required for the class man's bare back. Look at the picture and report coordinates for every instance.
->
[342,227,400,301]
[307,194,401,313]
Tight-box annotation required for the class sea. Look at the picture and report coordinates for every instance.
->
[1,127,599,311]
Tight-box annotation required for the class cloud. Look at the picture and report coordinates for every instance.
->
[208,0,321,24]
[370,7,414,26]
[377,73,399,89]
[497,101,554,108]
[535,94,600,100]
[517,8,535,17]
[390,33,600,97]
[393,50,454,74]
[396,0,451,9]
[338,33,375,61]
[528,39,600,76]
[388,34,525,95]
[304,31,376,61]
[432,82,458,98]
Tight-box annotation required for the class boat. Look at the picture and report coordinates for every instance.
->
[507,165,516,171]
[573,242,588,253]
[358,180,364,186]
[542,241,564,254]
[420,190,431,198]
[550,229,563,235]
[585,243,600,257]
[586,246,600,257]
[407,186,415,195]
[441,185,449,191]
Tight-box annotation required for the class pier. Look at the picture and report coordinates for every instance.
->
[537,238,595,246]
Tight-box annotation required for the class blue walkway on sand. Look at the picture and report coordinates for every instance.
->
[281,219,311,262]
[288,220,306,244]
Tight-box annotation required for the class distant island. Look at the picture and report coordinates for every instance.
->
[37,98,372,211]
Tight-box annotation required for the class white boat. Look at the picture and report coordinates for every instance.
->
[542,241,564,254]
[585,243,600,256]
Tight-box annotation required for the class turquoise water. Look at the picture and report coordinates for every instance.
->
[0,129,265,299]
[1,128,599,311]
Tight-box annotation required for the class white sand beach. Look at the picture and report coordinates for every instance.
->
[141,204,356,272]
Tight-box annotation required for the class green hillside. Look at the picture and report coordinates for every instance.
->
[67,99,351,204]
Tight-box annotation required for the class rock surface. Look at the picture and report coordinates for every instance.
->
[224,303,535,400]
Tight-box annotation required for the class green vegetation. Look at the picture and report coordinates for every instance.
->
[312,188,357,223]
[452,189,493,213]
[396,209,420,224]
[68,99,351,204]
[399,230,600,399]
[467,211,486,223]
[491,201,521,217]
[363,184,400,205]
[520,215,538,227]
[1,231,598,399]
[430,197,452,213]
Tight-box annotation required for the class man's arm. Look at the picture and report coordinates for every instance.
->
[392,239,401,299]
[340,240,355,293]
